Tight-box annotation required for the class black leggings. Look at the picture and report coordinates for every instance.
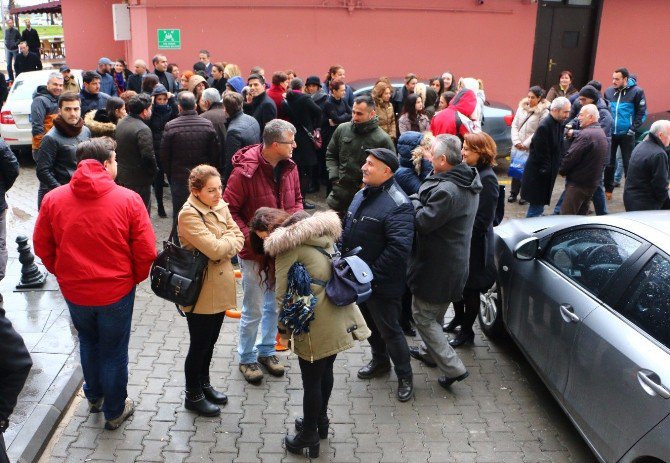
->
[298,354,336,429]
[153,164,165,211]
[452,288,481,335]
[185,312,225,391]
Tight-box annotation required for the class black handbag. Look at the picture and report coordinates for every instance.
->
[150,206,210,316]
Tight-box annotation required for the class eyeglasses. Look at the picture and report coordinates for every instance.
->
[277,140,296,146]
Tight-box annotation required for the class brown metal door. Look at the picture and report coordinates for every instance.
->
[530,1,600,91]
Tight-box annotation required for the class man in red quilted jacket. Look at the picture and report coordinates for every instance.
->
[33,137,156,431]
[224,119,303,383]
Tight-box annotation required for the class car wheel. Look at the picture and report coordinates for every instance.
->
[478,282,504,338]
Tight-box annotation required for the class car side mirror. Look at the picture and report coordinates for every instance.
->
[514,237,539,261]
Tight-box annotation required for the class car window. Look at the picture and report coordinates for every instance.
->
[618,254,670,349]
[9,79,38,101]
[544,228,641,295]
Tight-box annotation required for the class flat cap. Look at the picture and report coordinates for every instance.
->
[366,148,399,173]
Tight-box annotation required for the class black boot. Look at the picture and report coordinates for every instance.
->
[397,376,414,402]
[184,390,220,417]
[295,415,329,439]
[449,329,475,347]
[285,428,320,457]
[157,202,167,218]
[442,316,462,333]
[201,377,228,405]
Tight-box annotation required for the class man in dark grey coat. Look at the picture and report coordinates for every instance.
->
[407,134,481,390]
[115,94,157,212]
[222,92,260,186]
[4,19,21,81]
[199,88,227,174]
[559,104,609,215]
[623,120,670,211]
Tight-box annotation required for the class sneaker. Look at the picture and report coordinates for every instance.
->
[258,355,285,377]
[88,398,104,413]
[239,362,264,383]
[104,398,134,430]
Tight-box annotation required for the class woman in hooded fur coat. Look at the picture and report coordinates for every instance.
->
[258,208,370,458]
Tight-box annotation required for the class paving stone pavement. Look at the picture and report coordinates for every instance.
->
[5,163,620,462]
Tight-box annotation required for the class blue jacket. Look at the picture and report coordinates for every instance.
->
[394,131,431,196]
[98,72,118,97]
[80,89,110,116]
[604,77,646,135]
[341,177,415,299]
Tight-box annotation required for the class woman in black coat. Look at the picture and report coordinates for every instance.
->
[282,78,323,204]
[320,79,352,194]
[147,85,178,217]
[447,132,500,346]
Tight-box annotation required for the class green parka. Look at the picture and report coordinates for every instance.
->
[325,116,395,213]
[264,210,371,362]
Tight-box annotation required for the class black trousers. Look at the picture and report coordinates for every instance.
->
[298,354,336,429]
[153,164,166,212]
[360,295,412,378]
[400,285,414,329]
[185,312,225,391]
[510,178,521,197]
[0,433,8,463]
[604,133,635,191]
[452,288,482,335]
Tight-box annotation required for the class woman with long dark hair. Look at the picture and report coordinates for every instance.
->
[446,133,500,346]
[177,165,244,416]
[398,94,430,134]
[252,208,370,458]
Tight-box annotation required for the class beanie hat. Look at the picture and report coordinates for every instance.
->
[151,84,168,97]
[227,76,245,93]
[578,85,599,102]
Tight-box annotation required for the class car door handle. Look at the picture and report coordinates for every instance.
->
[637,370,670,399]
[559,304,580,323]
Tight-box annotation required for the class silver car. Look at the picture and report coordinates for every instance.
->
[480,212,670,463]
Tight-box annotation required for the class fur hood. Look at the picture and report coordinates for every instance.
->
[518,97,550,115]
[264,210,342,257]
[84,110,116,138]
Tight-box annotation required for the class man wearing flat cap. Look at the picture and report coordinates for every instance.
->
[97,57,117,97]
[340,147,415,402]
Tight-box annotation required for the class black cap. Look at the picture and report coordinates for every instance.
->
[578,85,599,102]
[366,148,399,173]
[59,65,70,73]
[305,75,321,87]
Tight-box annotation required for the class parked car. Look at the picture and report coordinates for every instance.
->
[480,212,670,463]
[349,78,513,158]
[1,70,83,155]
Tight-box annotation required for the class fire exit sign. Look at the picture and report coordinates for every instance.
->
[157,29,181,49]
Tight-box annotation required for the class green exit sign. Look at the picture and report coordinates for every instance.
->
[157,29,181,49]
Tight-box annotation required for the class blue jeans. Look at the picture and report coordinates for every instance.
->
[5,49,17,81]
[238,258,277,364]
[66,287,135,421]
[526,204,545,218]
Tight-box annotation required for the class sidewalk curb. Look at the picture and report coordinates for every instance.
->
[8,361,82,463]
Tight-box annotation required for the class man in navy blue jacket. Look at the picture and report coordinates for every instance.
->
[340,148,415,402]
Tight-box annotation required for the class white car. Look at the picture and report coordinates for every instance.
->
[1,70,82,153]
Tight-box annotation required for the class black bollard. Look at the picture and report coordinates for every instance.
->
[15,235,47,289]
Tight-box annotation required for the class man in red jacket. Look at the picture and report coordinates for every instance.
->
[33,137,157,431]
[224,119,303,383]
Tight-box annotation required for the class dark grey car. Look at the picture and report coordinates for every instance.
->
[480,212,670,463]
[348,78,513,158]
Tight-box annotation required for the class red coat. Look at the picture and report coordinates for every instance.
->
[223,144,303,259]
[430,89,477,138]
[33,159,157,306]
[266,84,286,117]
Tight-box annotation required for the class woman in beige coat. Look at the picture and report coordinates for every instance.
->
[177,165,244,417]
[508,86,550,204]
[254,208,370,458]
[372,80,397,142]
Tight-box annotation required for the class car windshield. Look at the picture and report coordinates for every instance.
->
[10,79,39,101]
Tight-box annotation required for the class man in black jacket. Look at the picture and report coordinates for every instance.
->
[341,148,415,402]
[222,92,260,186]
[20,18,40,55]
[152,54,176,93]
[0,140,19,292]
[0,306,32,463]
[559,104,609,215]
[4,19,21,81]
[243,74,276,134]
[126,60,147,94]
[14,41,42,77]
[624,120,670,211]
[520,97,571,217]
[161,92,218,219]
[115,94,157,212]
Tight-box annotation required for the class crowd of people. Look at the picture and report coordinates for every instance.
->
[0,45,669,460]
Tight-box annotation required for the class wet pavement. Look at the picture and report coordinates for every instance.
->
[3,163,627,462]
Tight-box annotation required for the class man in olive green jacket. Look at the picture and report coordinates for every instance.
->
[326,95,395,215]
